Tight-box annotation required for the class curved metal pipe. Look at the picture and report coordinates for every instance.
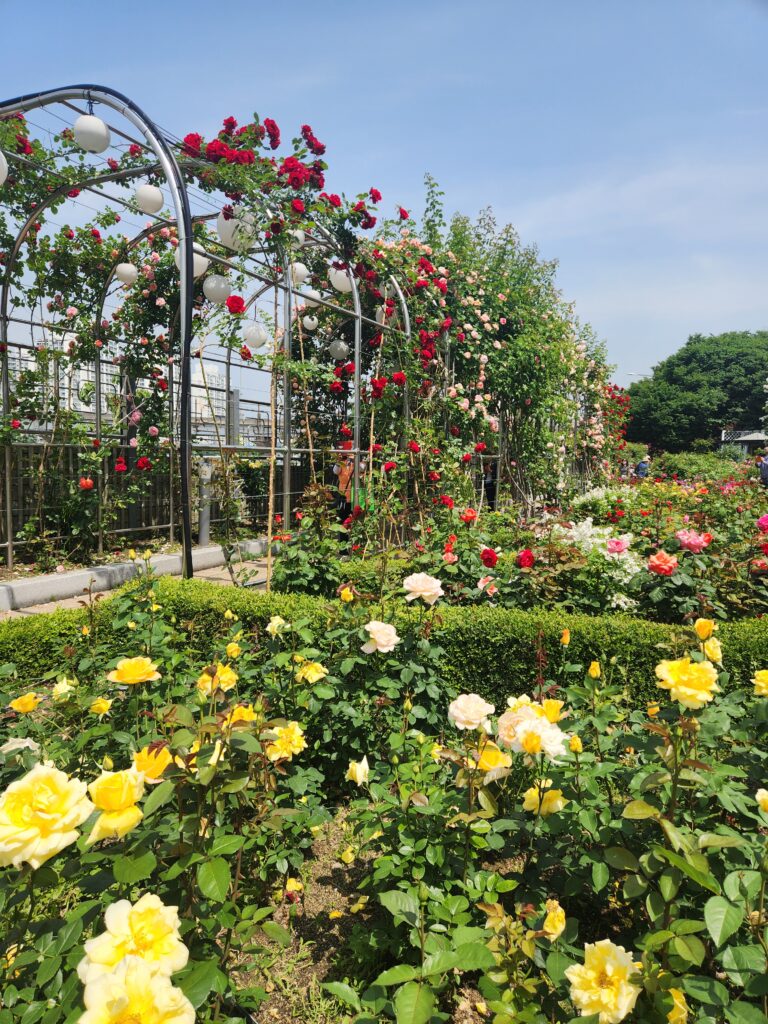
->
[0,83,197,577]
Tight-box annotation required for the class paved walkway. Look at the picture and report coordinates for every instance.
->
[0,558,269,620]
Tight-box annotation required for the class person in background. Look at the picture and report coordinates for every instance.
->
[483,459,497,511]
[333,454,366,520]
[635,454,650,480]
[618,459,629,479]
[759,451,768,488]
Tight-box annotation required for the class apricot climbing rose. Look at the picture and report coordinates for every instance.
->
[565,939,641,1024]
[752,670,768,697]
[9,693,43,713]
[655,658,719,710]
[78,894,188,984]
[87,768,145,845]
[107,657,161,685]
[648,551,678,576]
[79,957,194,1024]
[448,693,495,731]
[0,764,93,869]
[133,745,173,782]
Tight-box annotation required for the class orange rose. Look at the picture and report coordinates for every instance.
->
[648,551,678,576]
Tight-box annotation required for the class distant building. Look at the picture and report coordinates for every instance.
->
[721,428,766,455]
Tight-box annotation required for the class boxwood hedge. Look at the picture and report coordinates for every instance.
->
[1,578,766,708]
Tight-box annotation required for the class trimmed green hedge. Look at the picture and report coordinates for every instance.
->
[1,578,766,707]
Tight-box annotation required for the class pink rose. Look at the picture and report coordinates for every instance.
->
[442,552,458,564]
[676,528,709,554]
[148,425,159,437]
[607,538,629,555]
[757,514,768,534]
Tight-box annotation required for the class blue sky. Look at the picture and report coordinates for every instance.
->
[2,0,766,384]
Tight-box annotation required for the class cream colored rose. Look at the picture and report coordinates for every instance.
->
[361,621,401,654]
[79,956,194,1024]
[78,894,188,984]
[448,693,495,731]
[346,757,370,786]
[0,763,93,869]
[565,940,641,1024]
[403,572,444,606]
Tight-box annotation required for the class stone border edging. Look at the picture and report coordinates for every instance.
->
[0,539,267,612]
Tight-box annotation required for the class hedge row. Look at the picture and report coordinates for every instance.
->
[1,578,766,708]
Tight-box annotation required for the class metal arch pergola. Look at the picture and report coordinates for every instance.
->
[0,83,421,578]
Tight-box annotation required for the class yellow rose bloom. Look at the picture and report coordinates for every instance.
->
[655,658,720,710]
[107,657,161,686]
[87,768,145,846]
[756,788,768,813]
[346,756,370,785]
[340,846,355,864]
[541,699,565,723]
[225,642,242,660]
[223,703,257,729]
[82,626,91,637]
[90,697,113,717]
[196,663,238,697]
[430,743,443,762]
[224,609,236,621]
[703,637,722,664]
[588,661,601,680]
[752,670,768,697]
[285,877,303,894]
[521,732,543,756]
[133,745,173,782]
[475,741,512,772]
[667,988,689,1024]
[79,957,194,1024]
[0,764,93,869]
[543,898,566,940]
[694,618,716,641]
[265,721,307,762]
[647,701,660,717]
[127,622,137,631]
[9,693,43,714]
[266,615,287,636]
[569,735,583,754]
[77,894,189,984]
[522,779,567,817]
[565,939,641,1024]
[295,661,328,685]
[560,628,571,646]
[340,586,355,603]
[52,679,76,701]
[128,549,137,560]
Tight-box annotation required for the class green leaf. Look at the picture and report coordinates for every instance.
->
[313,684,335,698]
[142,779,175,818]
[35,956,62,987]
[209,834,245,856]
[704,896,744,948]
[322,982,361,1011]
[421,950,459,977]
[698,833,746,851]
[604,847,641,872]
[592,861,609,892]
[654,847,720,895]
[725,1004,768,1024]
[720,945,766,987]
[196,857,231,902]
[682,975,730,1007]
[393,981,436,1024]
[724,870,762,903]
[454,943,496,971]
[178,959,225,1008]
[260,921,291,947]
[671,934,705,966]
[380,889,419,924]
[52,916,83,953]
[623,799,660,819]
[546,950,576,985]
[375,965,420,986]
[114,849,157,884]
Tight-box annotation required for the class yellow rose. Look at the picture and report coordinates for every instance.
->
[107,657,161,686]
[87,768,145,846]
[128,549,137,560]
[655,658,720,710]
[667,987,689,1024]
[756,788,768,813]
[9,693,43,714]
[90,697,113,716]
[294,661,328,685]
[522,779,567,817]
[225,642,242,660]
[541,699,565,723]
[588,661,601,679]
[127,621,137,631]
[340,586,355,603]
[565,939,641,1024]
[197,663,238,697]
[475,741,512,772]
[560,628,571,646]
[223,703,257,729]
[266,615,288,636]
[81,626,91,637]
[752,670,768,697]
[224,609,236,621]
[78,957,194,1024]
[150,604,162,613]
[703,637,722,664]
[694,618,716,641]
[647,701,660,717]
[0,764,93,869]
[521,732,543,756]
[133,745,173,782]
[543,898,566,940]
[346,756,370,785]
[340,846,355,864]
[265,721,307,762]
[569,735,583,754]
[285,877,303,894]
[430,743,443,762]
[52,679,76,701]
[77,894,188,984]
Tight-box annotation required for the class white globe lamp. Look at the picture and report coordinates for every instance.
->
[115,262,139,286]
[202,274,232,304]
[302,315,318,331]
[329,266,353,293]
[290,262,310,287]
[329,339,349,361]
[0,151,8,187]
[73,114,111,153]
[242,323,269,350]
[135,183,164,215]
[174,243,210,278]
[302,288,322,308]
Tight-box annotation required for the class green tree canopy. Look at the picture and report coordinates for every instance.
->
[626,330,768,451]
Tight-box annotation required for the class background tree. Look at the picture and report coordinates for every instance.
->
[626,330,768,451]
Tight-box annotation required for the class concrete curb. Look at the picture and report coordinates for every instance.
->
[0,540,267,612]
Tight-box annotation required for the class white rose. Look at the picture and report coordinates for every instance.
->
[448,693,495,731]
[361,621,401,654]
[403,573,444,606]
